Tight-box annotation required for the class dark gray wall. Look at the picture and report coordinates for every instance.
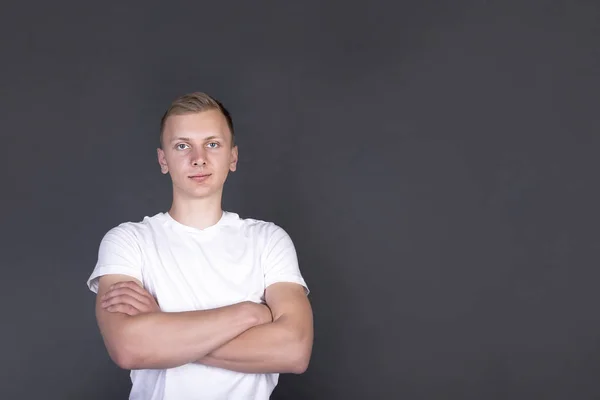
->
[1,1,599,399]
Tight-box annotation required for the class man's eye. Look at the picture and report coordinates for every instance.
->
[176,143,190,150]
[207,142,219,149]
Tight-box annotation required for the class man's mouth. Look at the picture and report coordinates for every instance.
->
[189,174,211,182]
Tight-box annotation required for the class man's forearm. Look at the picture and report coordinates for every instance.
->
[197,315,312,374]
[110,302,266,370]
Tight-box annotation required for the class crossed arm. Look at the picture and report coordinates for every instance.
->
[96,274,313,374]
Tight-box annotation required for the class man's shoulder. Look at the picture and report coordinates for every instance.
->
[231,212,290,241]
[102,213,167,241]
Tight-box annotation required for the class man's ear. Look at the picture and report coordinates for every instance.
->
[229,145,238,172]
[157,148,169,174]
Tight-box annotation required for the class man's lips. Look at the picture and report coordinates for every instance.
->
[189,173,211,182]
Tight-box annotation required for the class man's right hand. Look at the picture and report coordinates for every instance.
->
[247,302,273,325]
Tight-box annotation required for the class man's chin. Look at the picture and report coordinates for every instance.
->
[171,178,224,197]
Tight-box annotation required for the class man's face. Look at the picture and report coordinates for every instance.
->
[157,110,238,201]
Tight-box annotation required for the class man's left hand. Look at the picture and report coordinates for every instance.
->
[100,281,160,316]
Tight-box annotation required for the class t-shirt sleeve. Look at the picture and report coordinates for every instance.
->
[262,224,309,295]
[86,224,143,294]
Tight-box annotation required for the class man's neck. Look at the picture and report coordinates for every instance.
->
[168,194,224,230]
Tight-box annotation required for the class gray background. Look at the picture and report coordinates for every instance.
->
[1,1,599,399]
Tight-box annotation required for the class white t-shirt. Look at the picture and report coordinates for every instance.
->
[87,211,308,400]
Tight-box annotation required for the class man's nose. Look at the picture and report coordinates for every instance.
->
[191,148,207,166]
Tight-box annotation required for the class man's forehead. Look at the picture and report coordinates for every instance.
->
[162,110,233,144]
[166,111,225,126]
[164,116,229,135]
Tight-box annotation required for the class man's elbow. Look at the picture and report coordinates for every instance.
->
[289,355,310,374]
[110,348,135,370]
[287,333,312,374]
[107,338,145,370]
[104,322,148,370]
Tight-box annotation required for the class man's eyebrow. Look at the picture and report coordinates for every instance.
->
[170,135,222,142]
[170,136,192,142]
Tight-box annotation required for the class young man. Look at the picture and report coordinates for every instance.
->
[86,92,313,400]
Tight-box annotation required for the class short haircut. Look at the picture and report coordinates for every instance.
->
[159,92,235,147]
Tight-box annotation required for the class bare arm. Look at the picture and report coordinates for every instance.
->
[96,274,271,370]
[198,282,314,374]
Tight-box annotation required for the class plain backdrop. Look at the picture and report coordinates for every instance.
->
[1,1,599,399]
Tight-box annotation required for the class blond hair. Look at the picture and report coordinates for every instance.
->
[159,92,235,147]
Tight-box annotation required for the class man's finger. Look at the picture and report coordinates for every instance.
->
[102,293,149,312]
[103,287,150,305]
[107,281,150,298]
[105,303,142,316]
